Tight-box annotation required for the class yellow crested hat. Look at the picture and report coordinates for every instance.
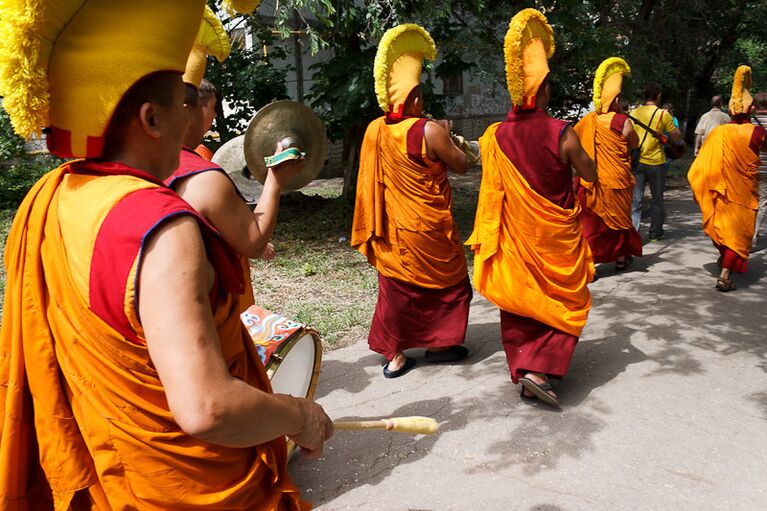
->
[0,0,257,159]
[374,24,436,119]
[593,57,630,114]
[184,5,231,87]
[504,9,555,110]
[729,65,753,116]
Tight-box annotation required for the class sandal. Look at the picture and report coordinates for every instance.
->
[715,277,736,292]
[615,256,634,272]
[518,375,561,408]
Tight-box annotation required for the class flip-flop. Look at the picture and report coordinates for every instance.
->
[519,377,561,408]
[424,345,469,364]
[383,357,416,379]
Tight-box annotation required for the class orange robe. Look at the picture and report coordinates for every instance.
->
[573,111,641,262]
[352,117,467,288]
[166,147,256,311]
[0,160,306,510]
[688,121,766,271]
[467,122,593,337]
[195,143,214,161]
[352,116,471,358]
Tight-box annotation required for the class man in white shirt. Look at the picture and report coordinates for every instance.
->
[694,95,731,155]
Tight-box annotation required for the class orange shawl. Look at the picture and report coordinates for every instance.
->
[688,123,764,258]
[351,116,467,289]
[0,163,305,510]
[573,111,634,230]
[466,123,593,337]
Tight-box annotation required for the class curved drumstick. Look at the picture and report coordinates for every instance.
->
[333,416,438,435]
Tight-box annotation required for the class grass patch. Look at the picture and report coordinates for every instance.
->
[250,183,379,349]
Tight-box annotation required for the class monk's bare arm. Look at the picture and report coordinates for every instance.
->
[176,161,302,259]
[424,120,469,174]
[138,216,333,454]
[623,118,639,150]
[560,125,597,182]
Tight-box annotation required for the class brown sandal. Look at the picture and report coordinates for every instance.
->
[715,277,736,292]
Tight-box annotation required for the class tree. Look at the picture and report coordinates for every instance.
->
[218,0,767,190]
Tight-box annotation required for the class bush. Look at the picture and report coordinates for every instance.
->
[0,109,26,161]
[0,154,64,209]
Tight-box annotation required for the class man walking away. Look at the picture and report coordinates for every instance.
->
[695,95,731,155]
[629,83,683,241]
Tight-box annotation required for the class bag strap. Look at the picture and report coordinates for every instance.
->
[630,107,662,153]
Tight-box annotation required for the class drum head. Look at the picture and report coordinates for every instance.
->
[268,331,320,399]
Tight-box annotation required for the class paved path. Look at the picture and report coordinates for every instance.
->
[289,188,766,510]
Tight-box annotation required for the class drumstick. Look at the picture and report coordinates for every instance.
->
[333,416,438,435]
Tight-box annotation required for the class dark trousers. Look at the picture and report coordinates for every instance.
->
[631,163,666,238]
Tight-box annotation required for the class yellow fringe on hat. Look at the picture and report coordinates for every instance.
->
[730,65,752,115]
[504,8,555,107]
[593,57,630,114]
[373,23,436,112]
[222,0,261,16]
[200,5,231,61]
[0,0,53,138]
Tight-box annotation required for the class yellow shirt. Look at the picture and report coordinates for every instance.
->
[630,105,676,166]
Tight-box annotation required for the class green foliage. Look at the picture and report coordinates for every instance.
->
[205,3,291,146]
[0,109,26,161]
[307,47,378,142]
[214,0,767,178]
[0,154,63,209]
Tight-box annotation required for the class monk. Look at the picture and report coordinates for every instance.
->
[195,78,219,160]
[466,9,596,407]
[167,83,288,310]
[167,14,286,312]
[0,3,331,509]
[352,24,475,379]
[688,65,767,292]
[573,57,642,271]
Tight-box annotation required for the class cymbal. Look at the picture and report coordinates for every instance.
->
[211,134,262,205]
[243,101,328,191]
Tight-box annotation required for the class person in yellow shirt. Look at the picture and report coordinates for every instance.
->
[629,83,683,240]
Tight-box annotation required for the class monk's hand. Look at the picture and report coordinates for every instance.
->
[290,398,334,459]
[260,242,276,261]
[266,141,305,190]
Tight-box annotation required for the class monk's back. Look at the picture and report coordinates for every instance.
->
[495,108,574,208]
